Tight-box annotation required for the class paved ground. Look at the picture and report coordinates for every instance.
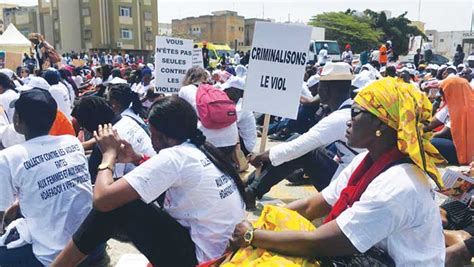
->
[105,139,315,266]
[106,177,316,266]
[102,138,463,266]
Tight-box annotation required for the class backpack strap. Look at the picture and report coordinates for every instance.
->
[339,104,352,110]
[122,114,150,137]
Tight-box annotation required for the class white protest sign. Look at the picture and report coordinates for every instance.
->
[154,36,193,94]
[192,48,204,68]
[243,22,312,119]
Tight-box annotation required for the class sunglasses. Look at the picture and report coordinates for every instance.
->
[351,107,371,118]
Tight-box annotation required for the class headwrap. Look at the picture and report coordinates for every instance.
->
[235,65,247,78]
[440,76,474,165]
[141,67,152,77]
[354,77,446,188]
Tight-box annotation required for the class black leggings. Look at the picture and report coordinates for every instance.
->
[73,200,197,267]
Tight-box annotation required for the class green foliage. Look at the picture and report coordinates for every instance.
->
[309,12,382,53]
[364,10,425,55]
[309,9,425,55]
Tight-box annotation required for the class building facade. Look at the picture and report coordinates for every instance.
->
[409,21,425,33]
[244,18,270,47]
[38,0,82,53]
[79,0,158,53]
[172,10,244,50]
[426,30,473,58]
[158,22,171,36]
[0,3,19,33]
[3,6,38,37]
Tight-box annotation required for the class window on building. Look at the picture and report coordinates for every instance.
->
[119,6,132,17]
[82,8,90,16]
[121,28,133,39]
[84,29,92,40]
[145,32,153,41]
[440,39,444,43]
[20,29,30,36]
[144,11,152,20]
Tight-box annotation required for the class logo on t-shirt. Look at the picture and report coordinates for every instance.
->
[200,158,211,167]
[215,174,236,199]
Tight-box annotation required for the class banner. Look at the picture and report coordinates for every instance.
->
[408,36,423,54]
[242,22,312,119]
[192,48,204,68]
[154,36,193,94]
[5,52,22,70]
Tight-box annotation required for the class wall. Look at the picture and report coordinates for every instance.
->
[58,0,82,52]
[172,11,244,48]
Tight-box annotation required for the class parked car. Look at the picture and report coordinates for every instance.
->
[398,53,449,66]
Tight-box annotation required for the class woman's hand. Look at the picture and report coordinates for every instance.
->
[3,200,20,227]
[94,124,121,157]
[248,151,270,167]
[230,220,254,249]
[117,140,142,165]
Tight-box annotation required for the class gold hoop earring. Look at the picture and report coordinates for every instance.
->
[375,130,382,137]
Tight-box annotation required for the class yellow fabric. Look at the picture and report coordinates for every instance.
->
[222,205,320,267]
[354,77,446,188]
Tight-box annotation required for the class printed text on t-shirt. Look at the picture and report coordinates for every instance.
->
[23,144,81,170]
[215,174,236,199]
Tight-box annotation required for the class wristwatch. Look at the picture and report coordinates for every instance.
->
[243,227,255,247]
[97,162,114,173]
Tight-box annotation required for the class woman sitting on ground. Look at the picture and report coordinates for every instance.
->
[230,77,446,265]
[107,83,147,129]
[51,96,246,267]
[179,66,239,164]
[72,96,155,182]
[425,76,473,165]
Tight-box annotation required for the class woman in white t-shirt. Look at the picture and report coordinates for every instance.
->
[230,78,445,266]
[0,72,19,123]
[72,96,155,182]
[222,76,256,155]
[52,96,246,267]
[179,66,238,162]
[107,83,147,129]
[132,67,153,99]
[43,70,73,120]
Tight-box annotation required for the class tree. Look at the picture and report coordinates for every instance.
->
[309,10,425,56]
[309,12,383,53]
[364,10,425,56]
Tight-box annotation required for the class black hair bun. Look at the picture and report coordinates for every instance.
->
[189,129,206,146]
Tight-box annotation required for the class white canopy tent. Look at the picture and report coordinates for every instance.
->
[0,24,31,54]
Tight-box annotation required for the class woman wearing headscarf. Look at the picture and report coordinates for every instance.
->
[230,77,446,266]
[430,76,474,165]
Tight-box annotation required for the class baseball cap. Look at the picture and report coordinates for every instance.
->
[19,77,51,91]
[108,77,128,85]
[10,87,57,110]
[221,76,245,90]
[10,88,57,131]
[306,74,320,88]
[0,68,15,79]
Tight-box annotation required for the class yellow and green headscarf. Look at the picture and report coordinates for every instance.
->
[354,77,446,188]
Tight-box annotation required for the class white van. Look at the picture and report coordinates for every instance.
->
[308,40,341,64]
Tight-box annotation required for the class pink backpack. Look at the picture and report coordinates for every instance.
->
[196,84,237,129]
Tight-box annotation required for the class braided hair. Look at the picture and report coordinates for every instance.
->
[108,83,145,118]
[148,96,246,201]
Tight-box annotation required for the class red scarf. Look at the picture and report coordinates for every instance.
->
[324,147,406,224]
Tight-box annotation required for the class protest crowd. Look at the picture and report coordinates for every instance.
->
[0,28,473,267]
